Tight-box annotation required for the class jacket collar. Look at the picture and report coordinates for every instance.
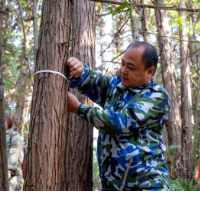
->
[6,128,13,135]
[116,76,155,94]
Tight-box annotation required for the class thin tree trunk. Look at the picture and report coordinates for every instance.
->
[23,0,72,190]
[0,0,9,191]
[96,4,106,74]
[179,3,192,181]
[113,1,123,76]
[189,11,200,177]
[130,5,143,42]
[129,4,136,41]
[33,0,38,65]
[14,0,32,134]
[154,0,182,170]
[140,0,150,43]
[65,0,95,191]
[130,0,143,42]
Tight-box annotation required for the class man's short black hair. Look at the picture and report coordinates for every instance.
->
[126,41,158,74]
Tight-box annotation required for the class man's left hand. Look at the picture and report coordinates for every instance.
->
[67,92,81,114]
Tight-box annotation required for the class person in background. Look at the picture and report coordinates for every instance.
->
[5,113,24,191]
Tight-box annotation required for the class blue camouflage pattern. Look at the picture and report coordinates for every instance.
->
[69,64,170,191]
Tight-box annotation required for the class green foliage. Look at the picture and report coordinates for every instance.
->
[167,145,181,156]
[166,145,181,178]
[107,1,130,16]
[170,177,199,191]
[93,140,101,191]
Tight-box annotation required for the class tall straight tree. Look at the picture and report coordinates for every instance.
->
[0,0,8,191]
[189,10,200,177]
[140,0,150,43]
[65,0,95,190]
[23,0,72,190]
[154,0,182,170]
[96,3,106,74]
[179,3,192,180]
[33,0,38,64]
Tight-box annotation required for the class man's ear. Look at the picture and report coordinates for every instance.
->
[147,66,155,76]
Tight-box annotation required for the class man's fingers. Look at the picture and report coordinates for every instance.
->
[69,59,78,67]
[70,68,82,77]
[66,57,83,78]
[67,57,78,67]
[67,57,75,66]
[70,63,80,71]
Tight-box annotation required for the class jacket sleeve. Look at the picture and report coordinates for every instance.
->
[7,132,23,172]
[69,64,112,107]
[77,91,170,136]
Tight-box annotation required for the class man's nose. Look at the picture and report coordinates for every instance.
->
[121,66,127,74]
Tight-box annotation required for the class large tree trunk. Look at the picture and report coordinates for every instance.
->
[0,0,9,191]
[23,0,72,191]
[179,3,192,181]
[154,0,182,173]
[65,0,95,191]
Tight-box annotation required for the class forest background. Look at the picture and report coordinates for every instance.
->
[0,0,200,191]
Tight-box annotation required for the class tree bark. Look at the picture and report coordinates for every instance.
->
[96,3,106,74]
[23,0,72,191]
[0,0,9,191]
[65,0,95,191]
[179,3,192,180]
[140,0,150,43]
[33,0,38,65]
[188,10,200,177]
[113,0,123,76]
[154,0,182,165]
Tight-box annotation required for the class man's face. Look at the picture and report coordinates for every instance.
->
[120,46,154,88]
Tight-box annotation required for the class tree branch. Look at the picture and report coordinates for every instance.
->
[89,0,200,12]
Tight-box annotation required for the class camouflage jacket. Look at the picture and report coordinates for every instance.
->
[69,64,170,190]
[6,129,24,179]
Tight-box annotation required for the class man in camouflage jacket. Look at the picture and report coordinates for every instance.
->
[67,42,170,191]
[6,129,24,191]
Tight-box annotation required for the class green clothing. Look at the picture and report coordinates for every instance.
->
[69,64,170,191]
[6,129,24,191]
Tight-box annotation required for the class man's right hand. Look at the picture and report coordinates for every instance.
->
[67,57,84,78]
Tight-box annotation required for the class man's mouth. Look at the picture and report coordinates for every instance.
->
[121,76,128,81]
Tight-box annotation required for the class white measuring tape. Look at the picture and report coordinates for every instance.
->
[35,70,72,82]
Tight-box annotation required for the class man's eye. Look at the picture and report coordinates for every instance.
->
[129,67,133,70]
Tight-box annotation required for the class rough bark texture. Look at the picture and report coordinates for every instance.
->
[154,0,182,162]
[65,0,95,191]
[179,4,192,180]
[189,12,199,177]
[0,0,8,191]
[23,0,71,191]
